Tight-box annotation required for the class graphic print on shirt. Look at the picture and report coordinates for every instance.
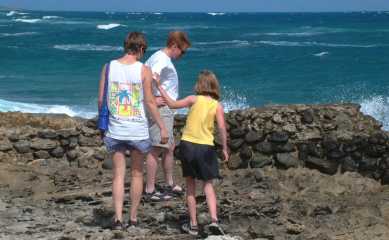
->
[108,81,142,119]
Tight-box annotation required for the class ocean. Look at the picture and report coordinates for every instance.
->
[1,10,389,129]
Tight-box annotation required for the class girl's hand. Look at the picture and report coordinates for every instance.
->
[222,149,229,162]
[153,73,161,86]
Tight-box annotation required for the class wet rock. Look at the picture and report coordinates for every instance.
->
[13,140,31,153]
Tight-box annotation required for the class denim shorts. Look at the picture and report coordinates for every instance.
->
[103,136,152,154]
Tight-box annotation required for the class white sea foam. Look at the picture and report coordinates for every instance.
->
[14,18,41,23]
[196,40,250,46]
[42,15,62,19]
[207,12,225,16]
[360,96,389,130]
[153,12,163,15]
[0,32,38,37]
[6,11,17,16]
[263,32,326,37]
[53,44,122,52]
[97,23,122,30]
[0,98,95,119]
[258,40,381,48]
[313,51,329,57]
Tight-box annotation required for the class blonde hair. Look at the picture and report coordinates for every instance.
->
[124,32,147,54]
[166,31,191,50]
[194,70,220,100]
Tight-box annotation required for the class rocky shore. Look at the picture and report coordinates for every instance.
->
[1,103,389,240]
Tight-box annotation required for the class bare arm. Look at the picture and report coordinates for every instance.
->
[143,66,168,144]
[215,103,229,162]
[98,64,107,110]
[154,75,196,109]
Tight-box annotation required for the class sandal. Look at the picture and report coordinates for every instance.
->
[143,190,172,202]
[181,222,199,236]
[164,184,184,196]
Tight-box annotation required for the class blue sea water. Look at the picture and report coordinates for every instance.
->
[1,10,389,128]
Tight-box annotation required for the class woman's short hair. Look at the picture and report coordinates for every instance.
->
[166,31,191,50]
[124,32,147,54]
[194,70,220,100]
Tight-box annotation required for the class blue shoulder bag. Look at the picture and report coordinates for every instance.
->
[98,62,110,133]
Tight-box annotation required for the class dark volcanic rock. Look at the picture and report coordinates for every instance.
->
[269,131,289,143]
[229,138,244,151]
[230,128,246,138]
[245,130,265,143]
[301,108,314,124]
[38,130,58,139]
[51,146,65,158]
[30,139,57,150]
[305,156,338,175]
[255,141,273,154]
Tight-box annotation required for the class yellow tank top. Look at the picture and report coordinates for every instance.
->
[181,95,218,146]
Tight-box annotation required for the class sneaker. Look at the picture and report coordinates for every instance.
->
[111,219,125,231]
[143,190,172,202]
[181,222,199,236]
[205,222,225,235]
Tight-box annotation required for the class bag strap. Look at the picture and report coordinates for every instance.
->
[102,62,110,108]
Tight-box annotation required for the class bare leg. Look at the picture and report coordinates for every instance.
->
[186,177,197,226]
[112,151,126,222]
[145,147,162,193]
[162,143,175,186]
[129,149,145,223]
[203,180,218,222]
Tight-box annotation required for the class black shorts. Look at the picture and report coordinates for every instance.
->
[179,140,219,181]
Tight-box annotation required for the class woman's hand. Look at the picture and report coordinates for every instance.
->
[160,126,169,144]
[153,72,161,86]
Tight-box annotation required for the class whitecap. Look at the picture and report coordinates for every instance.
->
[14,18,42,23]
[153,12,163,15]
[42,15,62,19]
[313,51,329,57]
[97,23,122,30]
[360,96,389,130]
[258,40,381,48]
[53,44,123,52]
[6,11,17,17]
[207,12,225,16]
[0,32,38,37]
[196,40,250,46]
[0,98,95,119]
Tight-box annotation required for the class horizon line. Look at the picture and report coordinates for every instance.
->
[1,5,389,13]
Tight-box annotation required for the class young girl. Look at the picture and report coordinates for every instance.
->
[154,70,229,236]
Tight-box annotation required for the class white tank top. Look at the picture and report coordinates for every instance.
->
[106,60,149,140]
